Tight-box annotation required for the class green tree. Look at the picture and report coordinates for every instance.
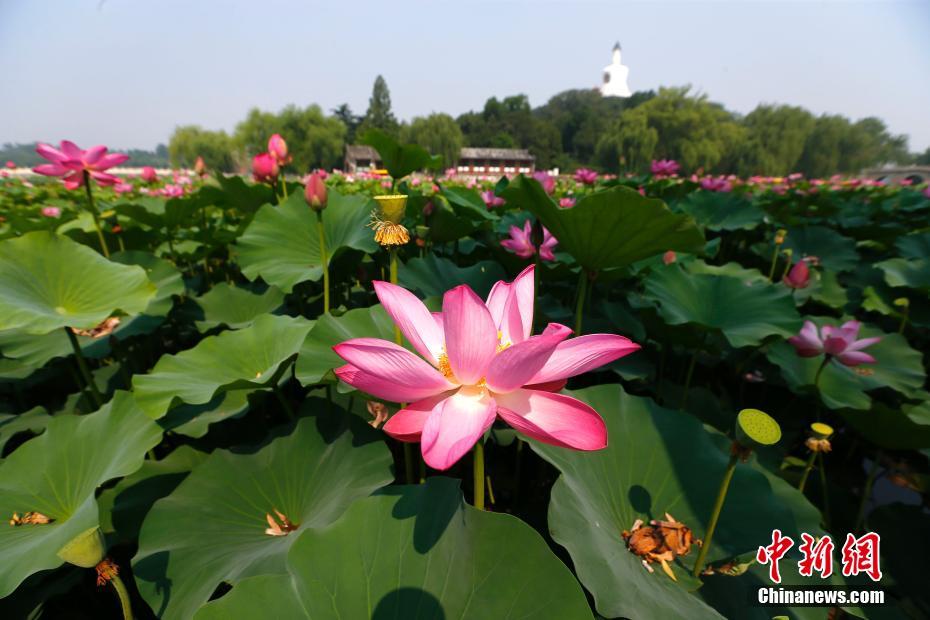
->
[168,126,238,172]
[332,104,361,144]
[735,105,816,176]
[234,105,346,172]
[595,109,658,172]
[457,95,563,169]
[357,75,399,138]
[401,113,464,165]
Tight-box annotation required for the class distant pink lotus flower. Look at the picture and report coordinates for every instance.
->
[140,166,158,183]
[268,134,291,165]
[700,176,732,192]
[194,156,207,178]
[252,152,279,183]
[533,171,556,194]
[650,159,680,177]
[161,184,185,198]
[924,187,930,199]
[662,250,677,265]
[481,190,505,208]
[573,168,598,185]
[333,266,639,470]
[559,197,576,208]
[788,320,880,367]
[501,219,558,261]
[114,182,134,195]
[783,261,810,289]
[33,141,129,189]
[41,206,61,218]
[5,161,15,169]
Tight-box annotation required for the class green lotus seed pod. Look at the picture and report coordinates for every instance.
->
[810,422,834,440]
[56,526,105,568]
[735,408,782,448]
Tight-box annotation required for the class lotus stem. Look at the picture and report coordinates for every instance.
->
[812,357,829,420]
[854,451,882,532]
[473,440,486,510]
[65,327,102,408]
[200,205,211,285]
[82,172,110,258]
[798,451,817,492]
[317,210,329,313]
[109,573,133,620]
[280,174,288,200]
[574,270,588,336]
[693,452,738,576]
[767,244,779,281]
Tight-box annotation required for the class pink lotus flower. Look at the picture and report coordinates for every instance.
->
[923,187,930,199]
[559,197,576,208]
[662,250,677,265]
[700,176,732,192]
[532,171,556,194]
[33,141,129,189]
[481,190,505,208]
[783,261,810,289]
[114,182,134,194]
[252,152,279,183]
[41,206,61,218]
[501,220,558,261]
[268,134,291,165]
[650,159,680,177]
[194,156,207,177]
[141,166,158,183]
[787,320,880,367]
[5,161,15,169]
[333,266,639,469]
[304,172,327,210]
[573,168,598,185]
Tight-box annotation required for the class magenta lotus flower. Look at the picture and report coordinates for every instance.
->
[787,320,880,367]
[501,220,558,261]
[923,187,930,199]
[481,190,505,208]
[5,161,15,169]
[41,206,61,218]
[650,159,680,178]
[783,261,810,289]
[113,182,134,195]
[252,152,279,183]
[573,168,598,185]
[268,134,291,165]
[532,171,556,194]
[33,141,129,190]
[141,166,158,183]
[559,197,576,208]
[332,266,639,470]
[700,176,732,192]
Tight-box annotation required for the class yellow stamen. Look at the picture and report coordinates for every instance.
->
[437,353,456,382]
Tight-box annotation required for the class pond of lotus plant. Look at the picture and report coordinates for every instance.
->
[0,132,929,619]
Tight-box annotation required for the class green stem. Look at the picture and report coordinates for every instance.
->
[767,244,779,280]
[812,357,830,420]
[65,328,102,408]
[83,173,110,257]
[403,443,416,484]
[854,452,882,532]
[280,174,288,200]
[679,340,703,411]
[898,309,909,334]
[317,210,329,313]
[574,270,588,336]
[692,453,738,576]
[798,451,817,493]
[109,573,133,620]
[201,205,211,285]
[473,441,485,510]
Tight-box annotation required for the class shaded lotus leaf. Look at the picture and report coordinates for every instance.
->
[133,406,393,620]
[191,282,285,331]
[294,305,395,386]
[644,264,802,347]
[502,176,705,272]
[0,392,161,597]
[0,407,51,454]
[895,231,930,259]
[159,389,251,438]
[868,503,930,616]
[683,259,768,284]
[674,191,766,231]
[198,174,275,215]
[876,258,930,290]
[766,319,925,410]
[132,314,313,418]
[783,226,859,272]
[399,254,506,299]
[440,185,497,222]
[839,400,930,450]
[110,250,184,318]
[529,385,820,620]
[0,232,156,335]
[195,477,592,620]
[236,189,377,293]
[361,128,442,179]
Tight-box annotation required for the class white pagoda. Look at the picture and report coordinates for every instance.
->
[600,42,631,98]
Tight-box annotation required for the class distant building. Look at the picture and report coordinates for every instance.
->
[456,148,535,176]
[601,42,631,98]
[344,145,382,172]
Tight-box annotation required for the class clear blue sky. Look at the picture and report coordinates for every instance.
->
[2,0,928,151]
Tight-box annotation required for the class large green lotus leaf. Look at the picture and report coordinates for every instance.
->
[839,400,930,450]
[530,385,820,620]
[501,176,705,272]
[361,128,442,179]
[133,409,393,620]
[159,389,252,438]
[236,189,377,293]
[195,477,592,620]
[876,258,930,290]
[294,305,395,386]
[868,503,930,617]
[783,226,859,272]
[643,264,802,347]
[683,259,768,284]
[110,250,184,318]
[0,392,161,597]
[0,232,156,334]
[0,407,51,454]
[440,185,497,222]
[399,254,506,299]
[896,231,930,259]
[674,191,766,231]
[191,282,285,331]
[766,319,925,410]
[133,314,313,418]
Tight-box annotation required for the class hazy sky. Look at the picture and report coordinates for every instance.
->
[2,0,928,151]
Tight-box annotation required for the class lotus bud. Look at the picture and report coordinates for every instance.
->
[57,526,106,568]
[141,166,158,184]
[370,195,410,247]
[194,156,207,178]
[663,250,677,265]
[893,297,909,309]
[252,152,279,184]
[774,229,787,245]
[734,408,781,455]
[304,172,327,211]
[268,134,290,165]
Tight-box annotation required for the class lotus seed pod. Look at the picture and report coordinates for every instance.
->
[373,195,408,224]
[735,408,782,449]
[810,422,834,440]
[57,526,106,568]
